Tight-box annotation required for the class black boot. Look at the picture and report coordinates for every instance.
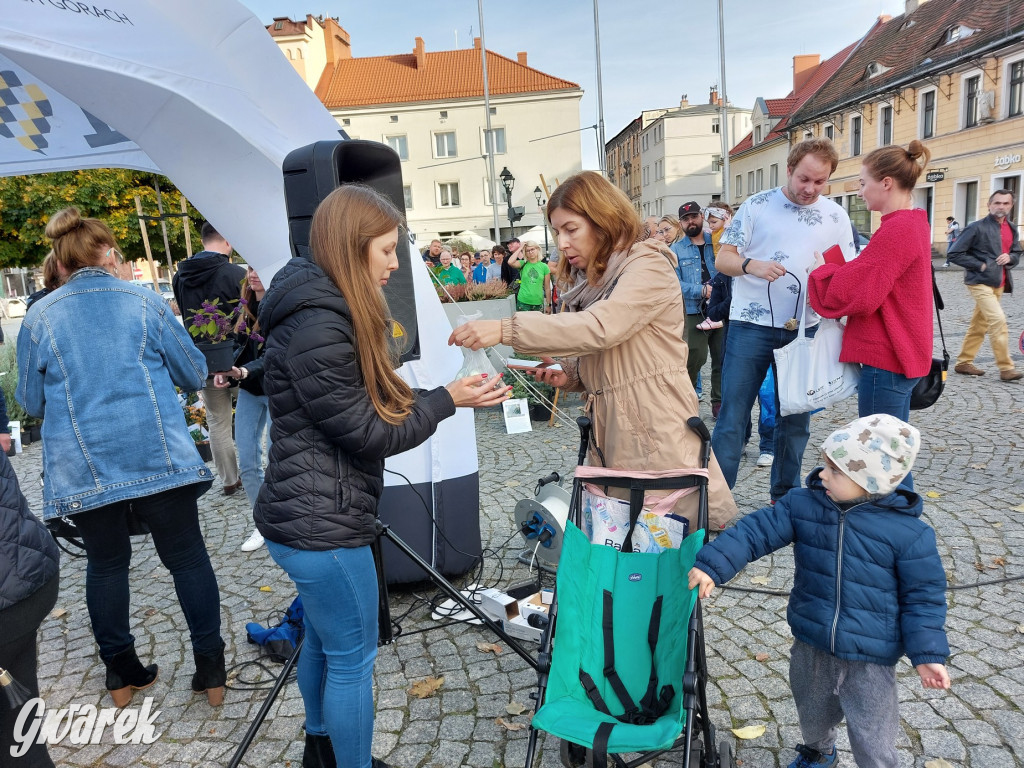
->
[190,640,226,706]
[302,732,337,768]
[103,646,158,708]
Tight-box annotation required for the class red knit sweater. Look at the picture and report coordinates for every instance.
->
[808,208,933,378]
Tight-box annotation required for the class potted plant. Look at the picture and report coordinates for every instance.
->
[185,298,241,373]
[180,390,213,461]
[508,374,557,422]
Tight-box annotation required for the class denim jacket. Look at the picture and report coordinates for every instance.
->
[16,268,213,519]
[670,234,717,315]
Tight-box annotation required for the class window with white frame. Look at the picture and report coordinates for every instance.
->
[754,125,762,144]
[824,124,834,141]
[756,168,763,192]
[403,185,413,210]
[481,127,506,156]
[385,135,408,160]
[483,177,506,206]
[747,171,754,193]
[712,154,722,172]
[920,88,936,139]
[1007,58,1024,118]
[433,131,457,158]
[769,164,778,187]
[436,181,460,207]
[735,174,742,196]
[851,115,862,156]
[655,159,664,181]
[712,117,720,134]
[643,166,649,186]
[642,133,649,151]
[963,74,981,128]
[880,105,893,146]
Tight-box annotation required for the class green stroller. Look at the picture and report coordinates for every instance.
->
[524,417,733,768]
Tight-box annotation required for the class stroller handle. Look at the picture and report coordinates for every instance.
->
[575,417,592,466]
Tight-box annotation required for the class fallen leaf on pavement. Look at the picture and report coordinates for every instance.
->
[409,676,444,699]
[505,480,521,487]
[1010,504,1024,513]
[755,653,770,662]
[144,608,157,617]
[477,642,503,655]
[925,759,955,768]
[1016,625,1024,634]
[992,557,1006,566]
[750,576,770,585]
[259,586,273,592]
[495,717,527,731]
[49,608,67,620]
[506,701,528,715]
[974,563,986,572]
[969,463,987,470]
[731,724,766,740]
[925,491,942,499]
[993,522,1003,528]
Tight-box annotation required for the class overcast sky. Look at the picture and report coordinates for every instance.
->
[239,0,909,168]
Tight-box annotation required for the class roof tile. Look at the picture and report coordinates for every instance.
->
[320,48,580,108]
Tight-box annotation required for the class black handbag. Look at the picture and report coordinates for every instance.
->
[910,268,948,411]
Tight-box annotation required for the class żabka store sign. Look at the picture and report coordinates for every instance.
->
[994,152,1021,171]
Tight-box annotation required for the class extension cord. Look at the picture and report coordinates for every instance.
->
[429,583,483,625]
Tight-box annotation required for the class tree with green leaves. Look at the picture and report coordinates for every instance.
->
[0,169,203,269]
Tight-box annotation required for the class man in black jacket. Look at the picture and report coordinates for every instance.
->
[173,223,248,492]
[948,190,1022,382]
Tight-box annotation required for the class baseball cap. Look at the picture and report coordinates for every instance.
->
[678,201,702,218]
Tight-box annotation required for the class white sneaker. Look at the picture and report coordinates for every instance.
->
[756,453,774,467]
[240,530,265,552]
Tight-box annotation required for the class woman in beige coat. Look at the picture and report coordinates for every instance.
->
[450,171,736,531]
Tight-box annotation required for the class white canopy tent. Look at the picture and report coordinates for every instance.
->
[451,230,496,251]
[0,0,481,580]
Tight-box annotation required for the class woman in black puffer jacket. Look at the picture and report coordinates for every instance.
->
[253,185,510,768]
[0,451,59,768]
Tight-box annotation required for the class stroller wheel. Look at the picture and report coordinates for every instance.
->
[559,740,587,768]
[717,740,734,768]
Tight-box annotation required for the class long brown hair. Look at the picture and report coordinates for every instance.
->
[309,185,414,425]
[234,268,260,336]
[547,171,640,286]
[45,207,117,272]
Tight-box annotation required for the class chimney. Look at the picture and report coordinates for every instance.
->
[474,37,482,50]
[414,36,425,69]
[517,51,528,66]
[793,54,821,93]
[709,86,718,105]
[324,18,351,63]
[680,94,688,108]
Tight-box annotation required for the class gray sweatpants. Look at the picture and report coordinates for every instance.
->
[789,639,899,768]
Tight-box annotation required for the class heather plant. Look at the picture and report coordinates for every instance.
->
[186,298,241,343]
[435,278,512,304]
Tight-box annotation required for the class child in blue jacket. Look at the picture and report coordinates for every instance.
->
[689,414,949,768]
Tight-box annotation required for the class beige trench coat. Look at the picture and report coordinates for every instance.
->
[500,240,737,531]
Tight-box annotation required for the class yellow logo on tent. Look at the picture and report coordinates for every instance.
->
[0,71,53,153]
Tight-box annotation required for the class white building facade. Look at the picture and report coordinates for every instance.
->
[269,17,583,245]
[636,99,751,218]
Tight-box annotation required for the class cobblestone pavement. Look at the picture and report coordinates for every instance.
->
[11,263,1024,767]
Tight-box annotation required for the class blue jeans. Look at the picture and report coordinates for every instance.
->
[857,365,920,490]
[72,484,223,658]
[235,389,272,507]
[712,321,816,501]
[266,541,378,768]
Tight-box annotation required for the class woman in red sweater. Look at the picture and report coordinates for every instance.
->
[808,141,933,462]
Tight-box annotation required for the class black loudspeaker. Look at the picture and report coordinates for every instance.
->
[282,140,419,363]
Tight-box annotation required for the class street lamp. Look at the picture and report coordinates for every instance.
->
[499,166,524,238]
[533,185,549,260]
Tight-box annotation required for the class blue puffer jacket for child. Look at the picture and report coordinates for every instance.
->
[695,469,949,667]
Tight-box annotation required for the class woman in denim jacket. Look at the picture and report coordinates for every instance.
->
[16,207,226,709]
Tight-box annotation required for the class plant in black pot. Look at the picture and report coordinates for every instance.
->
[185,298,241,374]
[180,390,213,462]
[508,374,556,422]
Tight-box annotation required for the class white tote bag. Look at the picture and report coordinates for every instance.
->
[772,277,859,417]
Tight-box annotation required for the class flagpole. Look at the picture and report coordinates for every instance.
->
[478,0,502,242]
[593,0,607,173]
[718,0,731,202]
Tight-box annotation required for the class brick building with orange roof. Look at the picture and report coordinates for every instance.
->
[268,15,583,244]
